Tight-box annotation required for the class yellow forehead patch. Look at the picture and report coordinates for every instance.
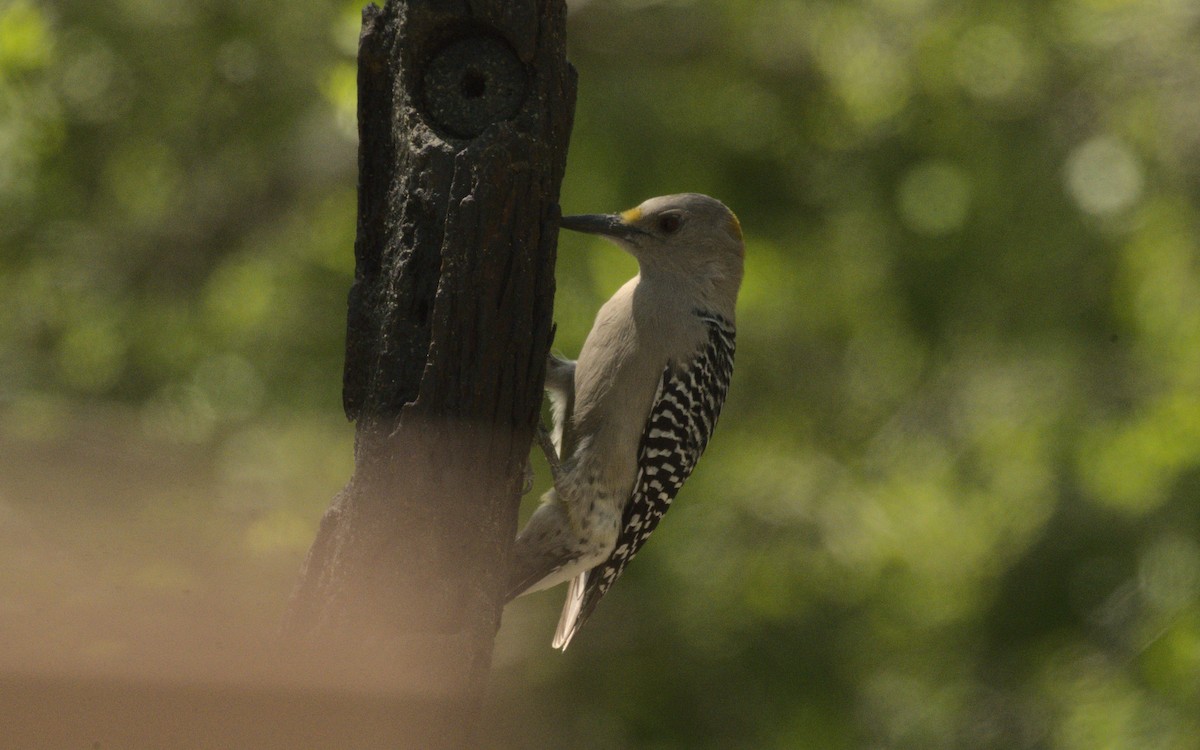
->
[620,207,643,223]
[728,212,742,239]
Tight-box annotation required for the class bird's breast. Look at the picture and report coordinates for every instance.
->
[567,283,711,499]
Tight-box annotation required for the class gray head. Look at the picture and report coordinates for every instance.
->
[560,193,744,308]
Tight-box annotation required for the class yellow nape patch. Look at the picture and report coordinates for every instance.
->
[620,207,643,223]
[728,211,743,239]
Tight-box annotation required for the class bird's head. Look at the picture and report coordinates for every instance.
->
[559,193,744,305]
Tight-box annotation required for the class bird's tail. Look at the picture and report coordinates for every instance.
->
[551,570,588,650]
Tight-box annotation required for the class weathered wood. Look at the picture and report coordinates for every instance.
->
[283,0,576,745]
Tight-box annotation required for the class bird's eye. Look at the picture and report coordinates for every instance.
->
[658,213,682,234]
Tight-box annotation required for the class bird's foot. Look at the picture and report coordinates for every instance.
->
[536,422,564,481]
[520,459,535,495]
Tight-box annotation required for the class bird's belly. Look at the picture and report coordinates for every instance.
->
[559,473,625,564]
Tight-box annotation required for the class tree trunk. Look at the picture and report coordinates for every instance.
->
[282,1,576,746]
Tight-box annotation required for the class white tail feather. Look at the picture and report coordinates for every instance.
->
[552,570,588,650]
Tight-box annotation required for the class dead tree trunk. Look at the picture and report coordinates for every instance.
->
[282,0,575,745]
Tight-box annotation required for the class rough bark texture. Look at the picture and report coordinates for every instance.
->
[282,1,576,746]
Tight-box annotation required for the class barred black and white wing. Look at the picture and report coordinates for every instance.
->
[553,311,736,649]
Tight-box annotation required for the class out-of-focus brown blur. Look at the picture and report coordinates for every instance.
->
[3,0,1200,747]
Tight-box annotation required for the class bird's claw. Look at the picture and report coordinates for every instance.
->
[536,422,564,481]
[520,459,535,495]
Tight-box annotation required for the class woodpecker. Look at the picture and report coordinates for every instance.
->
[507,193,743,649]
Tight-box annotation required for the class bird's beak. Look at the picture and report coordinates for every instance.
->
[560,213,647,241]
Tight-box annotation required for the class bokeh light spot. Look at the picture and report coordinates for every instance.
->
[141,384,217,444]
[953,23,1033,103]
[56,317,127,393]
[202,259,277,341]
[321,61,357,139]
[897,160,972,236]
[59,39,124,122]
[1065,136,1144,216]
[0,1,53,71]
[217,39,259,84]
[1139,533,1200,613]
[810,7,912,131]
[104,144,182,224]
[244,509,314,555]
[193,354,264,422]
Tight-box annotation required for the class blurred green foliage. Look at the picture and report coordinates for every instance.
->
[2,0,1200,747]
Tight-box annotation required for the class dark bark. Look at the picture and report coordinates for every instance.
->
[282,1,576,746]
